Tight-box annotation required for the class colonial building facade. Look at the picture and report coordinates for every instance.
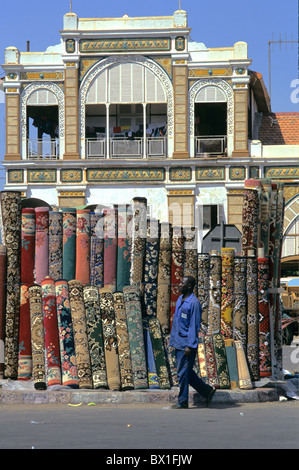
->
[1,9,299,273]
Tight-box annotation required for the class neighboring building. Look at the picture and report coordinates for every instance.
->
[0,8,298,273]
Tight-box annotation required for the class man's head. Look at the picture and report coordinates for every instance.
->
[179,276,196,296]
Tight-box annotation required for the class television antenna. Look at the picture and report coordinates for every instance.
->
[268,33,298,101]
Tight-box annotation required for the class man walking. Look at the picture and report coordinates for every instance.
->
[170,275,216,409]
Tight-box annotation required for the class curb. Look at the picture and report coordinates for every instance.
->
[0,387,280,406]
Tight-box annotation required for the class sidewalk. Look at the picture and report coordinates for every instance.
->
[0,381,285,406]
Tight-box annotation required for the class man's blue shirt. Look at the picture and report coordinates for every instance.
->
[169,293,202,350]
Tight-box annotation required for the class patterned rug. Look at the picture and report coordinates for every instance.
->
[83,285,107,388]
[204,333,220,388]
[156,222,172,335]
[68,279,93,389]
[76,209,90,286]
[184,227,198,296]
[208,253,222,334]
[62,208,76,281]
[0,245,6,379]
[241,179,261,254]
[116,205,131,292]
[17,283,32,380]
[257,256,272,377]
[224,339,239,388]
[41,277,62,387]
[99,287,121,390]
[233,256,247,349]
[55,279,79,388]
[197,333,208,383]
[170,226,184,328]
[259,179,272,257]
[28,284,47,390]
[21,208,35,283]
[90,213,104,287]
[162,333,178,387]
[49,211,63,281]
[198,253,210,333]
[123,285,148,389]
[103,208,118,292]
[143,219,159,316]
[235,340,253,389]
[246,253,260,381]
[148,315,171,389]
[143,318,160,388]
[220,248,235,339]
[130,198,147,291]
[35,207,49,284]
[212,333,230,389]
[112,291,134,390]
[0,191,22,379]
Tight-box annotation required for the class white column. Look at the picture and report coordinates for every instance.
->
[143,103,147,159]
[106,103,110,159]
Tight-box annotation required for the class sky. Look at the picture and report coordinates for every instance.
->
[0,0,298,185]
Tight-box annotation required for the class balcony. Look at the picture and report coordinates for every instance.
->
[27,138,59,160]
[195,136,227,158]
[85,136,167,159]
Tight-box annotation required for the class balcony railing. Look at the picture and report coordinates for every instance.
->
[195,136,227,157]
[27,139,59,160]
[86,137,167,159]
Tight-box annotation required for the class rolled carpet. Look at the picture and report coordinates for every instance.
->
[83,285,107,389]
[123,285,148,389]
[220,247,235,339]
[184,227,198,295]
[246,253,260,381]
[204,333,220,389]
[1,191,22,379]
[21,208,35,283]
[17,283,32,380]
[257,255,272,377]
[233,256,247,349]
[99,287,121,390]
[224,338,239,388]
[49,211,63,281]
[170,226,184,329]
[143,219,160,316]
[208,252,222,334]
[143,318,160,389]
[259,179,272,257]
[212,332,231,389]
[29,284,47,390]
[162,333,178,387]
[116,205,131,292]
[235,340,253,389]
[62,208,76,281]
[113,291,134,390]
[103,208,118,292]
[41,277,62,387]
[197,333,208,383]
[35,207,49,284]
[130,197,147,290]
[156,222,172,335]
[76,209,90,286]
[90,212,104,287]
[0,245,6,379]
[197,253,210,333]
[148,315,171,389]
[241,179,261,254]
[68,280,93,389]
[55,279,79,388]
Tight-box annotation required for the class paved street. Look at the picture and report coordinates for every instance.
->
[0,400,298,451]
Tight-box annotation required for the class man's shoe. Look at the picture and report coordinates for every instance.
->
[171,403,188,409]
[206,386,216,407]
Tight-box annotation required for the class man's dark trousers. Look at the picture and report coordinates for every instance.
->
[175,348,213,406]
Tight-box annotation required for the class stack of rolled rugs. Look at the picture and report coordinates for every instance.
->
[0,182,285,391]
